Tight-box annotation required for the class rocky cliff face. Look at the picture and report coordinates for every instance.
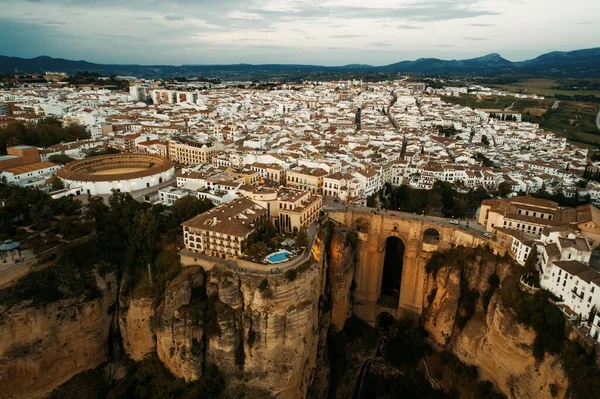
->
[0,273,118,399]
[149,242,327,398]
[422,249,569,398]
[120,297,155,361]
[326,228,357,333]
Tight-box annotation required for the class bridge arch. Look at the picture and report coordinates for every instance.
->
[378,235,406,309]
[423,228,441,245]
[355,217,370,233]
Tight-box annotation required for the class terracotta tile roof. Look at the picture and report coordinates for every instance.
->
[3,161,58,175]
[182,198,266,237]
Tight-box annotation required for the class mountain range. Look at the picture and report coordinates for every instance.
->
[1,48,599,79]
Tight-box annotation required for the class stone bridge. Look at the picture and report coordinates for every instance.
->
[328,209,491,326]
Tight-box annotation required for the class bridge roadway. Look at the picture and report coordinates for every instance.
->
[324,201,489,239]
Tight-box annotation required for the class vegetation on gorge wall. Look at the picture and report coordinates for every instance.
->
[425,245,600,399]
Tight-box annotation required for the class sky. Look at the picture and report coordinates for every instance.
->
[0,0,598,66]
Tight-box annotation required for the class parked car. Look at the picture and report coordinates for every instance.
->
[450,220,459,225]
[483,232,491,238]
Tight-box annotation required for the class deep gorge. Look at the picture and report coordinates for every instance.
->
[0,218,597,398]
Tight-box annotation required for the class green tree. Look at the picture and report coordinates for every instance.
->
[49,176,65,191]
[124,209,159,289]
[0,120,89,153]
[524,246,538,274]
[497,181,513,198]
[295,227,308,248]
[170,196,214,225]
[48,154,74,164]
[400,137,407,158]
[246,242,268,260]
[366,193,377,208]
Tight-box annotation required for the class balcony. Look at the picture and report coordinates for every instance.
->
[571,289,585,300]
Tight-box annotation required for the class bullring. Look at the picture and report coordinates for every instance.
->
[57,154,175,195]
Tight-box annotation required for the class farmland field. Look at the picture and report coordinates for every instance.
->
[491,78,600,98]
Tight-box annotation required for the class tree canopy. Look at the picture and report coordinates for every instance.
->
[376,181,490,218]
[170,196,214,225]
[0,118,89,153]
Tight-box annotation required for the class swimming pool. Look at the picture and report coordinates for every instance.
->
[265,250,292,264]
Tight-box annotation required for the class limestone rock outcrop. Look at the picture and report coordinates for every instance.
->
[120,297,156,361]
[154,243,326,398]
[327,228,357,332]
[0,273,118,399]
[422,250,569,399]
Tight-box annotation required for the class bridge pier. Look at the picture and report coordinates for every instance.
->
[329,209,466,326]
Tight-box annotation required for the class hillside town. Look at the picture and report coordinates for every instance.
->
[3,76,600,338]
[1,78,595,200]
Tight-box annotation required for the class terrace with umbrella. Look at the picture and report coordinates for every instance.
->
[0,239,21,263]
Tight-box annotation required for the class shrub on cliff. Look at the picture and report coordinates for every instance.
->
[107,355,224,398]
[425,251,445,276]
[383,318,431,368]
[285,269,298,281]
[560,341,600,399]
[500,280,565,361]
[258,278,273,298]
[0,240,111,308]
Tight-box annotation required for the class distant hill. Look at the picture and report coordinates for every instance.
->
[515,48,600,76]
[1,48,599,79]
[379,53,513,74]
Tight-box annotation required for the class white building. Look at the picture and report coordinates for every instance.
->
[158,186,193,205]
[352,168,379,198]
[1,162,61,187]
[541,260,600,319]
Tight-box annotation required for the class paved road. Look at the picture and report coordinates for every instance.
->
[504,101,517,111]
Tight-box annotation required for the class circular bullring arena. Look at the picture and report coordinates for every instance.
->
[57,154,175,195]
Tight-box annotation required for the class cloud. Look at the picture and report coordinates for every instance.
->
[250,2,501,23]
[164,15,185,21]
[2,0,600,65]
[238,38,275,42]
[329,34,366,39]
[369,43,395,48]
[396,24,422,30]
